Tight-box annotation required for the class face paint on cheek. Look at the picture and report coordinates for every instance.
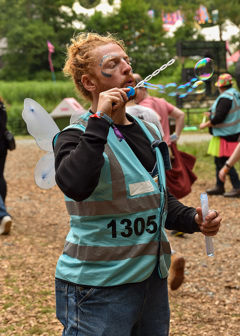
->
[101,71,112,78]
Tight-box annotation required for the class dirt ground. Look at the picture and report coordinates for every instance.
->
[0,140,239,336]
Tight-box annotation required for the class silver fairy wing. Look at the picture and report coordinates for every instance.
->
[34,152,56,189]
[22,98,60,151]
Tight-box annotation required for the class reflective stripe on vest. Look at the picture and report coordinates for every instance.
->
[64,240,171,262]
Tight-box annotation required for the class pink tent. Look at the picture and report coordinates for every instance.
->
[50,98,84,118]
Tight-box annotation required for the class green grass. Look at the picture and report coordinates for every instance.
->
[178,140,240,180]
[27,326,46,335]
[178,141,215,180]
[0,326,15,333]
[3,302,14,310]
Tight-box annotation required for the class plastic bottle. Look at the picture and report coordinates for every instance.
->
[200,192,214,257]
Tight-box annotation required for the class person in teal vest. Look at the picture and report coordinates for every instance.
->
[53,32,222,336]
[200,73,240,197]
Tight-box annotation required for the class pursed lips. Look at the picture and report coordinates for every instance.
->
[122,79,134,88]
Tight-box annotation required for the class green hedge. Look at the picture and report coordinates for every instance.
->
[0,63,182,134]
[0,80,88,135]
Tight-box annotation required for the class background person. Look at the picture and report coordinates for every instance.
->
[133,73,197,202]
[0,194,12,235]
[126,90,164,136]
[133,74,185,147]
[200,73,240,197]
[219,142,240,182]
[53,32,221,336]
[0,97,8,202]
[0,97,12,234]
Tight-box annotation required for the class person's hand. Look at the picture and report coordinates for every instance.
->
[96,87,130,117]
[203,112,211,118]
[218,166,228,182]
[195,207,221,236]
[169,133,179,143]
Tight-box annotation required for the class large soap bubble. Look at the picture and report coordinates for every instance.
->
[194,58,214,81]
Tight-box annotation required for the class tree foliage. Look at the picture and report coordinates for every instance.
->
[79,0,100,8]
[0,0,76,80]
[0,0,239,80]
[81,0,171,76]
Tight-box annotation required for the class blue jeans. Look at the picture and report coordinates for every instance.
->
[0,194,9,219]
[55,266,170,336]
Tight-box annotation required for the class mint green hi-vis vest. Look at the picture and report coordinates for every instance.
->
[55,112,171,286]
[211,88,240,137]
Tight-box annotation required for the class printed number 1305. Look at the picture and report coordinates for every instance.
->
[107,215,157,238]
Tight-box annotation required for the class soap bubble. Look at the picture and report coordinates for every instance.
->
[185,81,194,94]
[144,82,158,90]
[158,84,165,94]
[177,84,188,98]
[164,83,177,96]
[192,80,206,94]
[190,77,198,84]
[145,85,158,90]
[140,76,206,97]
[194,58,214,81]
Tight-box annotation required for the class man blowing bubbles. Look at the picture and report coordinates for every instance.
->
[53,33,222,336]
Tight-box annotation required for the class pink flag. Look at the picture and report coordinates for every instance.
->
[47,41,55,53]
[47,41,56,81]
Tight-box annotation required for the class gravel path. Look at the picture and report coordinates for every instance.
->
[178,133,211,144]
[17,132,212,146]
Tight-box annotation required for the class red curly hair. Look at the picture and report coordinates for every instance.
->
[63,32,125,101]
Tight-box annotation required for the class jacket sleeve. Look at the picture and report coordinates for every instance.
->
[165,190,201,233]
[53,118,110,202]
[0,102,7,140]
[211,98,232,125]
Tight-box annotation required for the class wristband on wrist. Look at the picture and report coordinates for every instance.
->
[90,111,113,124]
[89,111,124,142]
[223,166,230,174]
[97,111,114,125]
[225,161,231,168]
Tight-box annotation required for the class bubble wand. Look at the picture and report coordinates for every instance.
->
[126,58,175,98]
[200,193,214,257]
